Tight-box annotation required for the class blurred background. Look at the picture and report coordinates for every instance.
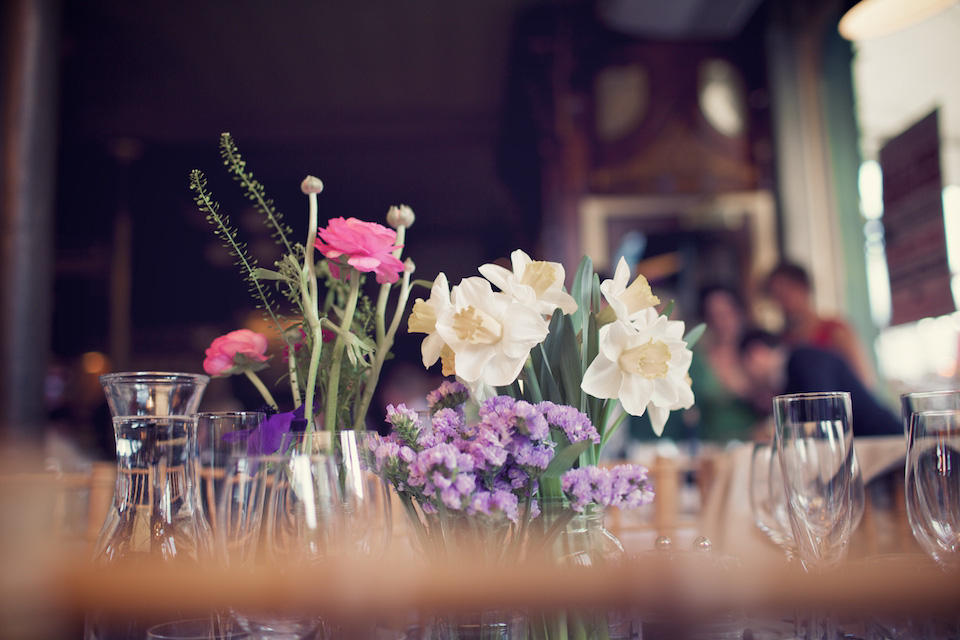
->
[3,0,959,460]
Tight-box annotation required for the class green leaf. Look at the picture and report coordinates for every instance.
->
[253,268,289,281]
[685,321,706,348]
[591,272,602,311]
[570,256,594,335]
[598,410,627,453]
[662,299,675,319]
[543,439,591,478]
[556,314,582,406]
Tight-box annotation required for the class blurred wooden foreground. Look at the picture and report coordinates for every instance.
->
[2,439,957,636]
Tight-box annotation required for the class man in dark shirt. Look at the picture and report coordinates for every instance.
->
[739,328,902,437]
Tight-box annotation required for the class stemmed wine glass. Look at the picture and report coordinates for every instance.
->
[901,391,959,564]
[905,409,960,571]
[750,437,865,561]
[901,390,960,437]
[749,441,795,555]
[774,392,857,640]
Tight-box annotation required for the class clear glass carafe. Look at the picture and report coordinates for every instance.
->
[85,371,210,640]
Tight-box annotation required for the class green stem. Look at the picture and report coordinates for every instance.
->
[595,406,627,463]
[522,358,544,403]
[242,369,277,410]
[324,270,361,437]
[398,493,431,556]
[302,323,323,448]
[299,191,323,419]
[287,343,302,409]
[355,266,413,431]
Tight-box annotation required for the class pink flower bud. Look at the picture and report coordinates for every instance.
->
[203,329,270,376]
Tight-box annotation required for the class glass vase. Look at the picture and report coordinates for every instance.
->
[531,505,629,640]
[85,371,210,640]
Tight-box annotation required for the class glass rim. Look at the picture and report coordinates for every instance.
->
[901,389,960,401]
[146,617,247,639]
[99,371,210,384]
[773,391,851,402]
[196,410,267,418]
[229,451,336,463]
[911,408,960,419]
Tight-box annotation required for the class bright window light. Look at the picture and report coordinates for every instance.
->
[858,160,884,220]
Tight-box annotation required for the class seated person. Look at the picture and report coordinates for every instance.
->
[739,328,901,438]
[764,261,876,387]
[689,285,759,443]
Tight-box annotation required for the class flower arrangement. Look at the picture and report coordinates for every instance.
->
[191,135,701,461]
[407,248,699,452]
[368,391,653,563]
[189,132,703,640]
[190,133,421,451]
[373,234,701,639]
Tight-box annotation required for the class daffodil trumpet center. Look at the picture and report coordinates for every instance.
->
[408,299,437,334]
[452,306,502,344]
[440,345,457,377]
[621,275,660,316]
[619,338,671,380]
[521,261,561,297]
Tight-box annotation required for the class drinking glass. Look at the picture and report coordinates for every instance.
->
[901,391,959,566]
[197,411,265,534]
[146,618,249,639]
[217,455,316,640]
[906,409,960,571]
[774,392,857,572]
[748,441,794,554]
[339,430,393,559]
[901,390,960,437]
[774,392,856,640]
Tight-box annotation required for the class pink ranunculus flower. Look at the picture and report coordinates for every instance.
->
[314,217,405,284]
[203,329,270,376]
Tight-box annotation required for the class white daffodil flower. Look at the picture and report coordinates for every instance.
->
[581,309,693,436]
[407,272,451,368]
[435,276,549,389]
[599,257,661,322]
[479,249,578,316]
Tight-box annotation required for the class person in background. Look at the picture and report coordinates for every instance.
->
[739,328,901,438]
[764,261,876,388]
[687,285,759,443]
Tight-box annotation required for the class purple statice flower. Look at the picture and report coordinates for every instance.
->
[507,436,555,472]
[609,464,655,509]
[513,400,549,440]
[366,433,417,492]
[561,466,610,511]
[479,395,517,424]
[426,380,470,413]
[408,443,477,512]
[561,464,654,512]
[436,472,476,510]
[385,403,423,449]
[466,421,510,471]
[524,497,541,519]
[468,489,520,522]
[539,402,600,445]
[419,407,464,448]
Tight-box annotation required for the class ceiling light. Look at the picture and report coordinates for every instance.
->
[839,0,959,40]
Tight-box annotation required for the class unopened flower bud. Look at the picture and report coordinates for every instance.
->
[387,204,415,229]
[404,257,415,273]
[301,176,324,194]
